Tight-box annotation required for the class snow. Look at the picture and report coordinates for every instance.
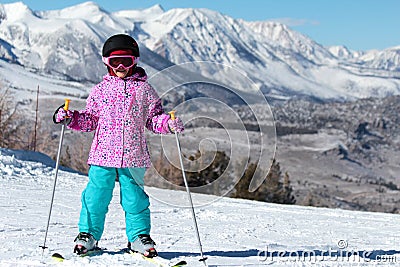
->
[279,129,347,152]
[1,2,67,33]
[0,59,88,101]
[1,2,36,22]
[1,147,400,266]
[114,4,165,21]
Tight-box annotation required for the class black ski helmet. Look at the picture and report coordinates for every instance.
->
[102,34,139,57]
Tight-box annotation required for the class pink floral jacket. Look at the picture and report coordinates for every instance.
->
[68,68,171,168]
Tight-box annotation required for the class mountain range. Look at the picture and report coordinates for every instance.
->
[0,1,400,102]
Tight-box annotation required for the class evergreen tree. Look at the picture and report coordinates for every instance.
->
[186,150,229,188]
[233,158,296,204]
[152,149,230,195]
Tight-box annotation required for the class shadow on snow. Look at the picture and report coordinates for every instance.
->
[159,249,400,262]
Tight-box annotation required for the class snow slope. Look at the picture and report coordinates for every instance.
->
[1,148,400,266]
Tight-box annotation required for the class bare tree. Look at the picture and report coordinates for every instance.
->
[0,86,20,148]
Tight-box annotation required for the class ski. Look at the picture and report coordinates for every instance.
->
[51,248,187,266]
[127,249,187,267]
[51,247,106,262]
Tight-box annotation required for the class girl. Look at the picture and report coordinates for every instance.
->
[54,34,184,258]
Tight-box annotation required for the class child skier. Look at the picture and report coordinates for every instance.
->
[53,34,184,257]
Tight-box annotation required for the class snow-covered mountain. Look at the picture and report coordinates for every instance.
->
[359,47,400,72]
[328,45,364,60]
[0,1,399,101]
[1,147,400,266]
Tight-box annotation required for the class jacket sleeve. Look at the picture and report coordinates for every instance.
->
[67,86,100,132]
[144,84,171,134]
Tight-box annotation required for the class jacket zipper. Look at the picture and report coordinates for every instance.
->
[121,80,127,168]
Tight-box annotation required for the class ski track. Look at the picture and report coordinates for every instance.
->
[1,148,400,266]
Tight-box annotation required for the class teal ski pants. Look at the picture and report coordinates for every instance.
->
[78,165,150,242]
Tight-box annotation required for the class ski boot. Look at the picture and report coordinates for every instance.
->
[128,234,158,258]
[73,232,98,255]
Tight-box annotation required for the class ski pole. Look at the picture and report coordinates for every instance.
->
[169,111,208,264]
[40,99,70,255]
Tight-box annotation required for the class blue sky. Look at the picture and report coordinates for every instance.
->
[2,0,399,51]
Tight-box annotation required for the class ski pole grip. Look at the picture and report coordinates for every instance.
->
[64,99,71,111]
[169,110,176,120]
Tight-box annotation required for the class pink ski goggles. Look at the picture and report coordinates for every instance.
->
[102,55,138,70]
